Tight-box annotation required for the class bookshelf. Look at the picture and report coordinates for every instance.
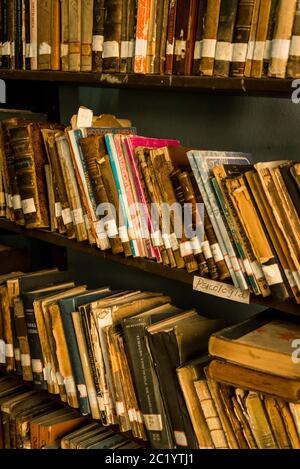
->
[0,219,298,316]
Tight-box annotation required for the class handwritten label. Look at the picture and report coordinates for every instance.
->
[193,276,250,304]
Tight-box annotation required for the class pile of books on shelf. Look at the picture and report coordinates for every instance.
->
[0,108,299,304]
[0,0,300,78]
[0,268,223,448]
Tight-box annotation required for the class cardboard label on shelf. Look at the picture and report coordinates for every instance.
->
[193,276,250,304]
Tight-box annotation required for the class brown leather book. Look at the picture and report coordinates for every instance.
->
[264,397,292,448]
[51,0,60,70]
[120,0,129,73]
[213,0,239,77]
[200,0,221,75]
[268,0,297,78]
[146,0,156,74]
[0,285,15,372]
[92,0,105,71]
[250,0,272,78]
[103,0,122,72]
[173,0,192,75]
[185,0,200,75]
[262,0,279,76]
[244,0,260,76]
[81,0,93,71]
[291,163,300,191]
[153,0,165,74]
[8,123,50,229]
[79,136,124,255]
[37,0,52,69]
[126,0,136,72]
[165,0,177,74]
[287,0,300,77]
[159,0,170,74]
[277,400,300,449]
[68,0,81,71]
[218,384,249,448]
[231,0,255,77]
[192,0,208,75]
[61,0,69,71]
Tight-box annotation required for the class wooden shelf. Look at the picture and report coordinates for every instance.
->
[0,218,298,316]
[0,69,294,97]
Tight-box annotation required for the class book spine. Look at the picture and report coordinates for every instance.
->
[9,0,15,69]
[120,0,128,73]
[231,0,255,77]
[14,0,23,69]
[51,0,60,70]
[37,0,52,70]
[80,0,93,71]
[92,0,105,71]
[153,0,164,74]
[103,0,122,73]
[60,0,69,71]
[146,0,156,74]
[200,0,221,75]
[126,0,136,72]
[262,0,278,76]
[184,0,200,75]
[173,0,192,75]
[68,0,81,71]
[250,0,272,78]
[287,0,300,77]
[192,0,208,75]
[213,0,239,77]
[159,0,170,74]
[268,0,297,78]
[23,303,46,389]
[1,1,10,69]
[29,0,37,70]
[134,0,151,73]
[25,0,31,70]
[165,0,177,74]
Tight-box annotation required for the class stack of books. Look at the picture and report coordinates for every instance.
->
[0,0,300,78]
[0,107,299,304]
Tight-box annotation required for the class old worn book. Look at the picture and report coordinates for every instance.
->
[173,0,196,75]
[177,357,214,449]
[126,0,136,72]
[244,0,261,76]
[291,163,300,191]
[287,1,300,77]
[192,0,207,74]
[218,383,248,448]
[60,0,69,71]
[277,399,300,449]
[51,0,60,70]
[213,0,239,77]
[262,0,279,76]
[231,0,255,76]
[146,311,223,448]
[103,0,122,72]
[279,162,300,218]
[156,0,169,74]
[68,0,81,71]
[14,0,23,70]
[80,0,93,71]
[245,392,277,448]
[37,0,51,69]
[250,0,272,78]
[207,359,300,402]
[165,0,177,74]
[1,1,11,69]
[92,0,105,71]
[200,0,221,75]
[268,0,297,77]
[209,310,300,380]
[134,0,151,73]
[145,0,157,74]
[264,397,291,448]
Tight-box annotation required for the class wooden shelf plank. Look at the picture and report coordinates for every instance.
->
[0,218,299,316]
[0,70,294,97]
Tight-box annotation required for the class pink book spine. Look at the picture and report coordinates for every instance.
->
[129,136,181,148]
[124,137,162,262]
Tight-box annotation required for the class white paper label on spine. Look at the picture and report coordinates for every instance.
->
[12,195,22,210]
[166,40,174,56]
[211,243,224,263]
[252,41,265,61]
[14,348,21,361]
[55,202,62,218]
[135,39,147,57]
[284,269,297,288]
[271,39,290,60]
[193,276,250,304]
[2,42,11,55]
[162,233,171,249]
[144,414,163,431]
[77,106,93,128]
[290,36,300,57]
[7,194,13,208]
[128,40,135,58]
[60,43,69,58]
[77,384,88,398]
[29,42,37,59]
[116,401,125,416]
[5,343,14,358]
[180,241,193,257]
[191,236,202,254]
[103,40,119,58]
[264,40,272,60]
[194,41,202,60]
[175,40,186,56]
[246,41,255,60]
[202,39,217,58]
[72,208,84,226]
[232,43,248,62]
[39,42,51,55]
[22,198,36,215]
[262,264,283,286]
[121,41,129,58]
[61,208,72,225]
[0,340,6,364]
[92,35,104,52]
[174,431,188,447]
[169,233,179,251]
[21,354,31,367]
[11,42,15,57]
[56,371,64,386]
[215,42,233,62]
[201,240,212,259]
[251,261,264,279]
[151,230,161,247]
[32,359,43,373]
[104,219,119,237]
[95,220,108,239]
[25,43,31,58]
[64,376,77,394]
[119,225,129,243]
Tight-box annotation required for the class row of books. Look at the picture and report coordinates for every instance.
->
[0,1,300,78]
[0,376,141,449]
[0,267,224,448]
[0,108,299,304]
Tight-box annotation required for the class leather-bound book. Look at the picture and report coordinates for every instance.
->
[134,0,151,73]
[165,0,177,74]
[153,0,165,74]
[1,1,10,69]
[185,0,200,75]
[268,0,297,78]
[25,0,31,70]
[103,0,122,72]
[250,0,272,78]
[262,0,278,76]
[230,0,255,77]
[37,0,52,69]
[61,0,69,71]
[30,0,38,70]
[244,0,260,76]
[68,0,81,71]
[92,0,105,71]
[264,397,292,448]
[126,0,136,72]
[120,0,128,73]
[51,0,60,70]
[9,123,50,229]
[287,0,300,77]
[279,162,300,218]
[192,0,208,75]
[146,0,156,74]
[8,0,15,69]
[81,0,93,71]
[291,163,300,191]
[14,0,23,70]
[199,0,221,75]
[159,0,170,74]
[213,0,239,77]
[173,0,191,75]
